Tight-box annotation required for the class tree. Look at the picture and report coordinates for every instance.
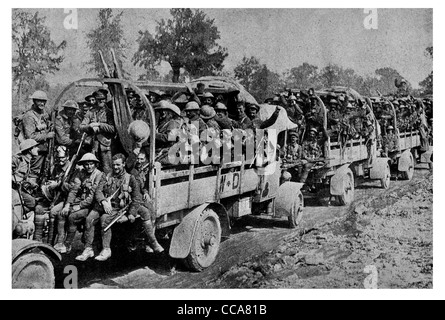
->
[419,46,433,95]
[133,9,228,83]
[86,9,128,77]
[374,67,407,95]
[234,56,261,92]
[12,9,66,106]
[284,63,319,89]
[234,56,283,103]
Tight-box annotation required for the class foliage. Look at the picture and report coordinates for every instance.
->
[86,9,128,77]
[133,9,228,82]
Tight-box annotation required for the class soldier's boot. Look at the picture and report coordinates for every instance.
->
[33,206,46,242]
[47,218,56,245]
[143,220,164,253]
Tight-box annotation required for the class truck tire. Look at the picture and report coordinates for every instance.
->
[337,169,355,206]
[288,190,304,229]
[185,209,222,272]
[400,152,414,180]
[381,162,391,189]
[12,252,55,289]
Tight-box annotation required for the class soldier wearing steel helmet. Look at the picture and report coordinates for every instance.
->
[52,153,104,254]
[281,130,305,182]
[80,90,116,174]
[300,127,323,184]
[12,139,41,214]
[214,102,239,130]
[55,100,83,156]
[184,101,208,139]
[21,90,54,170]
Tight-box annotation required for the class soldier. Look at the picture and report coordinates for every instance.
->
[201,92,215,107]
[300,127,323,184]
[155,102,183,165]
[80,91,116,174]
[382,125,397,156]
[127,151,164,253]
[85,94,97,111]
[12,139,41,217]
[284,94,304,124]
[200,105,221,134]
[21,90,54,170]
[55,100,82,157]
[77,101,90,122]
[76,153,131,262]
[233,101,254,130]
[327,99,342,141]
[281,130,304,182]
[42,146,72,245]
[184,101,207,140]
[246,104,281,130]
[52,153,103,254]
[214,102,239,130]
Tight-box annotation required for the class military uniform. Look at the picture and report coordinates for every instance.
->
[80,106,115,173]
[84,170,131,252]
[235,115,254,131]
[55,110,82,155]
[299,138,323,184]
[52,167,103,250]
[12,153,41,212]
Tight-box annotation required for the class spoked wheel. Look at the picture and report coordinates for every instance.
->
[381,162,391,189]
[288,190,304,229]
[337,169,355,206]
[12,252,55,289]
[401,152,415,180]
[185,209,222,272]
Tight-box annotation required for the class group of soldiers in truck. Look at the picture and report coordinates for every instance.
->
[12,79,433,262]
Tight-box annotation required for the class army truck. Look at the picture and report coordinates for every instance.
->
[52,74,304,272]
[291,87,391,206]
[370,96,432,180]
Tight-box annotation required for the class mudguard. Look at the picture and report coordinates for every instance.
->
[274,182,304,218]
[398,150,413,172]
[369,157,390,180]
[330,164,352,196]
[12,239,61,263]
[169,202,230,259]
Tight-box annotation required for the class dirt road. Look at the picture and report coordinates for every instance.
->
[54,167,432,289]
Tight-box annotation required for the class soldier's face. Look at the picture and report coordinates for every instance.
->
[113,159,125,175]
[88,98,96,106]
[83,161,96,174]
[236,105,245,117]
[97,98,106,108]
[66,108,76,117]
[309,131,316,139]
[186,110,199,120]
[204,98,213,106]
[136,154,147,166]
[216,110,227,118]
[290,135,298,144]
[34,99,46,110]
[57,155,68,167]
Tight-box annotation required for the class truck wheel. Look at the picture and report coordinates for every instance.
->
[381,162,391,189]
[288,190,304,229]
[185,209,222,272]
[12,252,55,289]
[337,169,355,206]
[401,152,414,180]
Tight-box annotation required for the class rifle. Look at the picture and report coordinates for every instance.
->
[12,173,28,220]
[104,204,130,232]
[42,113,56,184]
[50,133,87,207]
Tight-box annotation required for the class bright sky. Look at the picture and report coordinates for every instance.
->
[17,8,433,88]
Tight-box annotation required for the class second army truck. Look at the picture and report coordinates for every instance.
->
[371,96,433,180]
[286,87,392,206]
[55,74,304,272]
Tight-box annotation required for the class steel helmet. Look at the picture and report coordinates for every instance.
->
[128,120,150,143]
[289,130,299,137]
[77,153,100,164]
[387,125,394,130]
[288,95,297,101]
[157,102,181,117]
[30,90,48,101]
[282,171,292,180]
[19,139,39,153]
[246,103,260,111]
[184,101,200,111]
[215,102,228,111]
[200,105,216,120]
[309,127,318,134]
[62,100,79,110]
[203,92,214,99]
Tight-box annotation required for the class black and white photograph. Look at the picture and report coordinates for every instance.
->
[6,5,437,297]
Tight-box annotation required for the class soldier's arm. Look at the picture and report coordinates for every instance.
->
[54,116,73,146]
[94,174,107,204]
[80,113,93,133]
[80,172,103,209]
[22,114,48,142]
[66,175,81,206]
[260,107,281,129]
[98,110,116,133]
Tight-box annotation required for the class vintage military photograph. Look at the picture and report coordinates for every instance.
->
[11,8,433,290]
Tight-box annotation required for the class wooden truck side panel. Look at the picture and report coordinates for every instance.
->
[399,131,421,151]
